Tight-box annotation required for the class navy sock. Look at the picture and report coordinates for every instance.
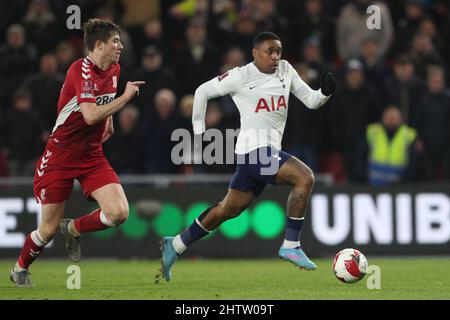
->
[179,204,217,247]
[180,219,209,246]
[285,217,304,242]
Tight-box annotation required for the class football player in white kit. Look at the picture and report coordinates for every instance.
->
[159,32,336,281]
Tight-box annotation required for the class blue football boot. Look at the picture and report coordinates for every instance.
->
[160,237,178,281]
[279,246,317,270]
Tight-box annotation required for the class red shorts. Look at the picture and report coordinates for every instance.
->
[33,141,120,204]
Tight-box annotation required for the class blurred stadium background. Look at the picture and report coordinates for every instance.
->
[0,0,449,292]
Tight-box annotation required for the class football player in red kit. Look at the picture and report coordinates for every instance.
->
[10,19,145,287]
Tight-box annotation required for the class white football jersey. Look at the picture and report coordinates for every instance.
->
[192,60,329,154]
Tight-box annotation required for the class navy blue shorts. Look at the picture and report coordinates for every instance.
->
[229,146,292,198]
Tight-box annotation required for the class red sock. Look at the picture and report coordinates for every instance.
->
[73,208,113,234]
[18,231,47,269]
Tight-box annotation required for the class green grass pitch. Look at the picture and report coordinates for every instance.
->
[1,258,449,300]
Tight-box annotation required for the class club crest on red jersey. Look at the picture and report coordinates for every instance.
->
[82,80,93,92]
[80,79,94,99]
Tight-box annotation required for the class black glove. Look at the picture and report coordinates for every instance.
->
[320,71,337,96]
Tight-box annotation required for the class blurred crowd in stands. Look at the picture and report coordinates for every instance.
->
[0,0,449,184]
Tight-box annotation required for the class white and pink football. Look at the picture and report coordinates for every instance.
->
[333,248,368,283]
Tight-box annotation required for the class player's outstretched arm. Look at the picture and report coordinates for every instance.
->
[81,81,145,125]
[291,68,335,110]
[192,80,222,134]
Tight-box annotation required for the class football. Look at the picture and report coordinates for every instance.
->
[333,248,368,283]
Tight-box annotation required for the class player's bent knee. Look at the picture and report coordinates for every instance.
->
[305,170,315,188]
[106,206,129,226]
[296,168,315,190]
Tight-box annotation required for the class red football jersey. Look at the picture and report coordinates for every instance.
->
[50,56,120,153]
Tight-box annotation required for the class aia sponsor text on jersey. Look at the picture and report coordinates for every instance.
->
[255,95,287,113]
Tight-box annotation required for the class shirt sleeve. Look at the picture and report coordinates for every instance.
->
[70,63,96,104]
[289,63,330,110]
[211,67,242,96]
[192,68,242,134]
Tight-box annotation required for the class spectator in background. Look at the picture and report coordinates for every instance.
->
[130,45,178,117]
[392,0,425,56]
[250,0,287,40]
[205,0,240,48]
[4,88,48,176]
[143,88,181,173]
[220,46,247,73]
[336,0,393,62]
[22,53,64,129]
[359,37,390,95]
[0,24,38,107]
[22,0,61,55]
[103,105,146,174]
[132,19,170,63]
[356,105,417,185]
[169,0,202,20]
[329,59,382,182]
[300,36,331,77]
[175,19,220,96]
[284,62,325,172]
[178,94,194,131]
[177,94,197,174]
[227,11,258,61]
[55,41,77,73]
[384,54,425,125]
[218,46,246,126]
[415,66,450,180]
[410,33,446,80]
[160,0,193,50]
[204,101,225,132]
[200,101,234,173]
[289,0,336,62]
[0,1,29,44]
[417,16,445,59]
[430,0,449,30]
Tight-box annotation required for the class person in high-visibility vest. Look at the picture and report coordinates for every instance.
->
[363,106,417,185]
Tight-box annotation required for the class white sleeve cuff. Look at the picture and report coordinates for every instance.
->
[193,121,205,135]
[319,88,330,98]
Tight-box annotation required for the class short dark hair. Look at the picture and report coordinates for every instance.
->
[82,18,121,52]
[253,31,280,48]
